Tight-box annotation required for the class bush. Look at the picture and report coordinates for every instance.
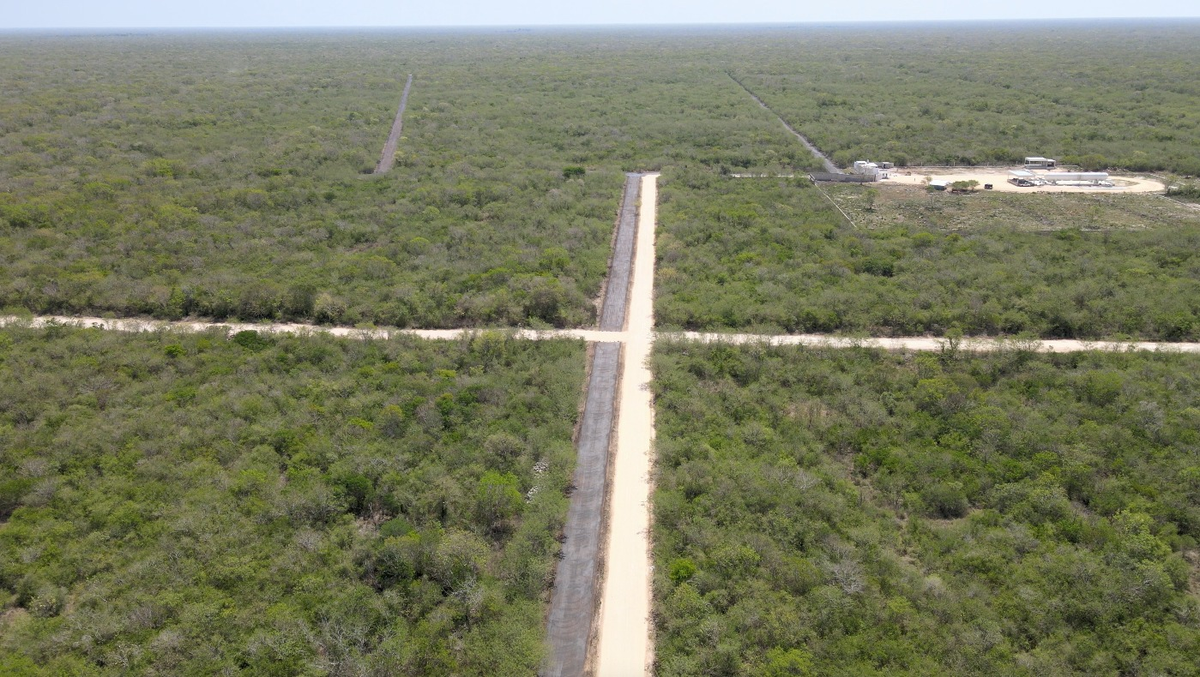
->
[0,326,585,673]
[652,343,1200,673]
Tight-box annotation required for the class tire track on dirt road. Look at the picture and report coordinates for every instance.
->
[373,73,413,174]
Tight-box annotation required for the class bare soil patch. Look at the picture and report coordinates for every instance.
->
[881,166,1165,194]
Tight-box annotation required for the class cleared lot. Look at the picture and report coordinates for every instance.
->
[880,167,1165,194]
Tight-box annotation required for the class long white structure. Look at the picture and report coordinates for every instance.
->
[1044,172,1110,185]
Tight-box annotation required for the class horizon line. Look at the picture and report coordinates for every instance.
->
[5,17,1200,32]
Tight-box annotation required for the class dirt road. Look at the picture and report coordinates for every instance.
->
[373,73,414,175]
[9,314,1200,355]
[544,173,643,676]
[0,315,617,343]
[8,316,1199,355]
[595,173,659,676]
[666,331,1200,354]
[881,167,1165,194]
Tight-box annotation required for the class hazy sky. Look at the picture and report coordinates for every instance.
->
[5,1,1200,28]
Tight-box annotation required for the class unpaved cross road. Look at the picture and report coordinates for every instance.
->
[595,173,659,676]
[666,331,1200,354]
[7,316,1200,355]
[373,73,413,174]
[0,315,615,343]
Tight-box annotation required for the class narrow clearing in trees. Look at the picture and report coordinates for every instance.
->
[727,73,840,174]
[373,73,414,174]
[6,317,1200,355]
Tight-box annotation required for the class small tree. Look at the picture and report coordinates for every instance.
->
[761,647,814,676]
[562,166,585,179]
[863,187,878,212]
[475,471,524,533]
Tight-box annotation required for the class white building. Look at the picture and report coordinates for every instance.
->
[851,160,880,178]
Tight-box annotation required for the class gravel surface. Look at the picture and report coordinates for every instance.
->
[544,341,621,677]
[881,167,1165,193]
[598,174,644,331]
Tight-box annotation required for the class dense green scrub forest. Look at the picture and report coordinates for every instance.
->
[0,325,584,675]
[656,171,1200,339]
[652,342,1200,675]
[728,20,1200,174]
[4,25,1197,331]
[0,31,816,329]
[828,184,1200,233]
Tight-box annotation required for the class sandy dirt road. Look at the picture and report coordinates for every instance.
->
[594,173,659,676]
[373,74,414,175]
[7,316,1200,355]
[881,167,1165,194]
[0,315,618,343]
[666,331,1200,354]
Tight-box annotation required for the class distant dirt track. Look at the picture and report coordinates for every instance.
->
[728,73,841,175]
[373,73,413,174]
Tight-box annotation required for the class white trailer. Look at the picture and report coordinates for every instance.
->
[1024,156,1057,169]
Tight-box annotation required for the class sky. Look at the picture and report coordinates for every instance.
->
[5,1,1200,29]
